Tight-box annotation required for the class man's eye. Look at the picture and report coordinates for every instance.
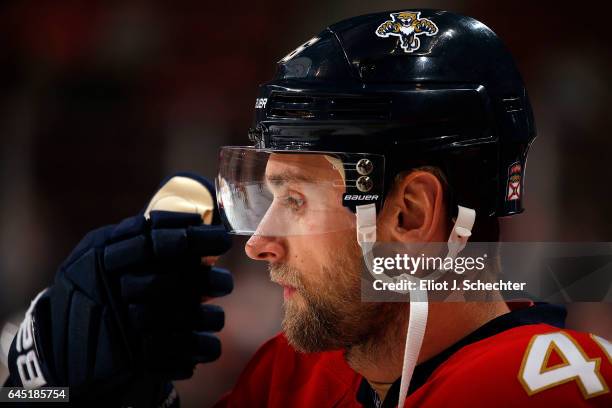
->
[284,194,305,211]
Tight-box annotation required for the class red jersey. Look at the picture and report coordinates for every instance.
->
[215,305,612,407]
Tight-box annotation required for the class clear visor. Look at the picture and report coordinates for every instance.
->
[216,147,384,237]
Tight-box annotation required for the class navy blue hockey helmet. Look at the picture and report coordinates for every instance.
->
[217,10,536,236]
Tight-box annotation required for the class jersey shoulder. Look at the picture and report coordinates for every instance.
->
[410,324,612,407]
[214,333,362,408]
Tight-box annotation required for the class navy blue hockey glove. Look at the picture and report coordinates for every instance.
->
[4,173,232,405]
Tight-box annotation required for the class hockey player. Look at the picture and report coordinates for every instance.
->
[3,9,611,408]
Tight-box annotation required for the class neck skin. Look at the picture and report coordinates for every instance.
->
[345,299,510,402]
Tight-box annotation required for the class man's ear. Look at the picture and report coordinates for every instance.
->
[378,170,448,243]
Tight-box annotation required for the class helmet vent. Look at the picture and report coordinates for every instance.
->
[267,92,391,120]
[328,96,391,119]
[502,96,523,113]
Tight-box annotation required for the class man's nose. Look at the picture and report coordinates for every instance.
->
[245,235,286,262]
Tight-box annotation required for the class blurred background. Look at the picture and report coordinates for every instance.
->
[0,0,610,406]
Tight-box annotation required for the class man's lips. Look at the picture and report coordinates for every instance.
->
[273,280,297,299]
[283,286,296,299]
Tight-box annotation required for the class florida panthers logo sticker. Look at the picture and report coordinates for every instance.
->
[375,11,438,53]
[506,162,522,201]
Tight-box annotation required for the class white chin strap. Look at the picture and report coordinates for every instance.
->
[356,204,476,407]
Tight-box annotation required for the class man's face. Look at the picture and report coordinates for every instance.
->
[244,153,391,352]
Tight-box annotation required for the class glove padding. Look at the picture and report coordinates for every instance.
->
[6,173,232,404]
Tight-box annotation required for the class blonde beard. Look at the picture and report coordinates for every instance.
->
[270,236,393,353]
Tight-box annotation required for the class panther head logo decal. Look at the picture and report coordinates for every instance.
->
[375,11,438,53]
